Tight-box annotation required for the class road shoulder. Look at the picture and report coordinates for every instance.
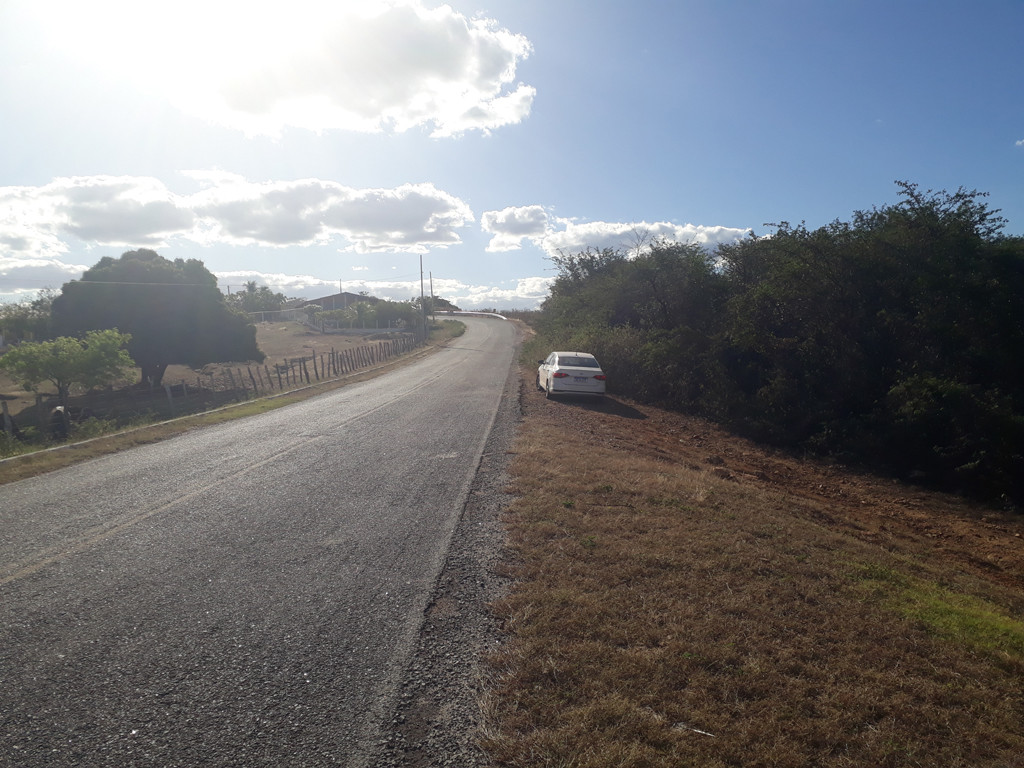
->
[373,335,522,767]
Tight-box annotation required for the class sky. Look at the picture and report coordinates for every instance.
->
[1,0,1022,310]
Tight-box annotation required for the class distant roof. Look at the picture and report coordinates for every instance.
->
[302,292,379,308]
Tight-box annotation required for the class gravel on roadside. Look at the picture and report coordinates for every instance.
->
[371,350,522,767]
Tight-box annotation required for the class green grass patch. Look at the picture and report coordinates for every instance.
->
[904,585,1024,659]
[851,560,1024,660]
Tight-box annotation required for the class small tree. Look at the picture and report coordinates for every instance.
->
[226,281,288,313]
[352,301,376,328]
[0,329,135,410]
[0,288,56,343]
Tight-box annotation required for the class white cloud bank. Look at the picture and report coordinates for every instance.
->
[42,0,535,137]
[185,172,474,252]
[0,173,473,254]
[0,173,475,296]
[1,181,749,310]
[214,270,553,311]
[481,205,750,257]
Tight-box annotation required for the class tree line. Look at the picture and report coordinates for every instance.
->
[530,182,1024,507]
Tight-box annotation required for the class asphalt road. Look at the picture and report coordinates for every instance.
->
[0,316,518,767]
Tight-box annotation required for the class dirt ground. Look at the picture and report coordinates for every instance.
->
[524,370,1024,600]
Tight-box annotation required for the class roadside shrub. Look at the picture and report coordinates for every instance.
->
[71,417,118,441]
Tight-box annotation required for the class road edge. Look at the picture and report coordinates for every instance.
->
[372,328,523,766]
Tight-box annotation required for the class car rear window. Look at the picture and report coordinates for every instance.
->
[559,356,600,368]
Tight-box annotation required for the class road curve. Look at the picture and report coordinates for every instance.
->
[0,316,518,767]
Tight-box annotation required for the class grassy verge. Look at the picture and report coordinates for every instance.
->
[482,373,1024,767]
[0,321,464,484]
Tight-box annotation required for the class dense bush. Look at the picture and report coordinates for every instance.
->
[531,183,1024,506]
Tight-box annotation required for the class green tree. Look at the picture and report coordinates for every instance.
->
[712,183,1024,500]
[351,301,376,328]
[0,288,56,343]
[0,329,135,410]
[51,249,264,386]
[226,281,287,313]
[374,299,418,328]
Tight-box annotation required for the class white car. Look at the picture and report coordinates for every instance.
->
[537,351,607,399]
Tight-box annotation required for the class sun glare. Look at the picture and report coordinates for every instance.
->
[39,0,358,130]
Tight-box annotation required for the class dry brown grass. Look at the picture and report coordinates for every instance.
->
[482,369,1024,767]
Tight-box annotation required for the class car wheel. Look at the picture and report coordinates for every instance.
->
[544,383,554,399]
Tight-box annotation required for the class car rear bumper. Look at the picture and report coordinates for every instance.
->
[549,383,606,396]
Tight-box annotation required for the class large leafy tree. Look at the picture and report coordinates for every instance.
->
[51,249,264,386]
[0,329,135,410]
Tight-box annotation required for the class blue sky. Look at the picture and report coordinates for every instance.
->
[1,0,1022,309]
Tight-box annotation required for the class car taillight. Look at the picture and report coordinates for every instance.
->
[552,372,569,378]
[594,374,607,380]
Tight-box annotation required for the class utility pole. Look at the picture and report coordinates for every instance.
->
[420,255,427,340]
[429,272,435,322]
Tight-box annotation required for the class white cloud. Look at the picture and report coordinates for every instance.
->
[481,207,750,257]
[1017,138,1024,147]
[542,220,749,256]
[1,174,474,259]
[0,173,476,302]
[54,176,195,246]
[429,275,553,309]
[41,1,534,137]
[0,176,194,258]
[481,205,552,251]
[214,270,338,297]
[453,276,554,309]
[0,256,89,298]
[212,270,553,310]
[190,176,474,253]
